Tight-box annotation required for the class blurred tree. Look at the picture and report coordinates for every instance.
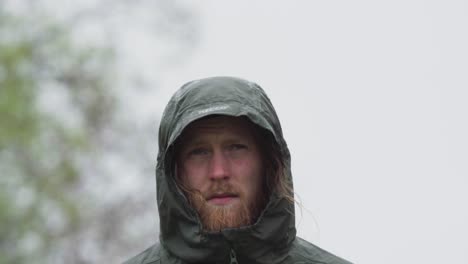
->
[0,1,198,263]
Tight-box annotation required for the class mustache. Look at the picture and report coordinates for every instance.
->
[202,183,240,200]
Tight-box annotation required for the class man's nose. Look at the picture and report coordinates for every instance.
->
[208,150,230,180]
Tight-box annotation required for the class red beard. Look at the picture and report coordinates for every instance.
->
[184,182,263,232]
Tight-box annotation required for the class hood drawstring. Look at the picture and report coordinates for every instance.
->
[230,248,238,264]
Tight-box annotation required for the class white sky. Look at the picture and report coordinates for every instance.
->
[148,1,468,263]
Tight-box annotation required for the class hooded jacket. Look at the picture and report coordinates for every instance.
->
[124,77,351,264]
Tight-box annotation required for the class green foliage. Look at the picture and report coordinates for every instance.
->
[0,42,37,148]
[1,1,198,262]
[0,9,115,264]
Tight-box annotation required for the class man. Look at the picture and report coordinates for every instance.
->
[125,76,351,264]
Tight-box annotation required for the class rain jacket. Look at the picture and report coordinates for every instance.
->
[124,77,352,264]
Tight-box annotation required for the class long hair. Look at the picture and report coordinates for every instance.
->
[251,121,295,206]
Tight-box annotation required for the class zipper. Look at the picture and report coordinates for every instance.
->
[230,248,238,264]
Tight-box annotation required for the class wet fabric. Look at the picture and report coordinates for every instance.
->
[124,77,352,264]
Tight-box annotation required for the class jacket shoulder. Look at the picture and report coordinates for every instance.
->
[288,237,352,264]
[123,243,161,264]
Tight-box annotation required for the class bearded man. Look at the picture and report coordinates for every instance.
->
[124,77,351,264]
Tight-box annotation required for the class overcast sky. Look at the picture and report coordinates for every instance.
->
[125,1,467,263]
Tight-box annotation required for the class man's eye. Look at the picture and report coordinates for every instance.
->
[188,148,209,156]
[229,144,247,151]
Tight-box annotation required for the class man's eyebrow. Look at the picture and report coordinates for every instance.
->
[179,135,206,148]
[184,139,205,147]
[224,136,250,144]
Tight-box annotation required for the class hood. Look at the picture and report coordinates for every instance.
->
[156,76,296,263]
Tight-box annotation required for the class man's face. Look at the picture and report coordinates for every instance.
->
[176,116,265,232]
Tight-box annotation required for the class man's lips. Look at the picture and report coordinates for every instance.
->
[206,193,238,205]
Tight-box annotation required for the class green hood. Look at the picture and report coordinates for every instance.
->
[156,76,296,263]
